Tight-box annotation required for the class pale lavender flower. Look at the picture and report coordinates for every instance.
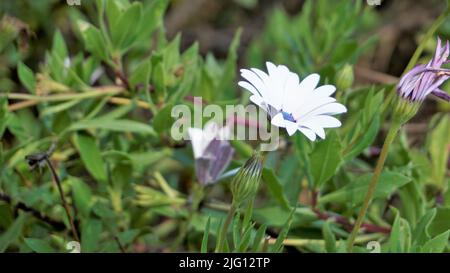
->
[397,38,450,103]
[188,122,234,186]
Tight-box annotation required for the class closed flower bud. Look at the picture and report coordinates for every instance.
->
[335,64,354,91]
[230,152,264,206]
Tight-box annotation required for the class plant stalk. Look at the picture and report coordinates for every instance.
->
[215,203,237,252]
[44,158,80,242]
[346,122,401,252]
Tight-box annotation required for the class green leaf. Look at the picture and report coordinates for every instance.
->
[68,118,156,136]
[319,171,411,206]
[262,168,290,209]
[251,224,266,252]
[322,221,337,253]
[238,223,255,252]
[429,207,450,237]
[421,230,450,253]
[78,21,108,61]
[129,58,152,88]
[310,131,342,189]
[0,213,27,252]
[52,31,68,60]
[217,28,241,98]
[0,98,10,138]
[426,115,450,188]
[152,103,174,133]
[111,2,142,51]
[201,217,211,253]
[343,114,380,162]
[17,62,36,93]
[271,207,295,253]
[74,133,107,183]
[152,61,166,101]
[135,0,168,42]
[24,238,55,253]
[388,208,411,253]
[70,177,94,217]
[412,208,436,247]
[81,219,103,253]
[41,99,82,117]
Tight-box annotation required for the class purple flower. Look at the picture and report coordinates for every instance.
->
[188,122,234,186]
[397,37,450,103]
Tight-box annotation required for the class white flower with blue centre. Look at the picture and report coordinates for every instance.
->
[238,62,347,141]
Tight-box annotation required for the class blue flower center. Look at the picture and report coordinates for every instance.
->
[281,110,296,122]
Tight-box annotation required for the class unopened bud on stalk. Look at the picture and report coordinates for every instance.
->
[335,64,354,91]
[230,152,265,206]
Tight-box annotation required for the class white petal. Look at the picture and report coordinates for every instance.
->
[271,112,286,128]
[298,73,320,94]
[299,120,326,139]
[298,127,317,141]
[285,121,298,136]
[314,85,336,97]
[298,102,347,122]
[251,68,270,84]
[292,96,336,120]
[238,81,259,96]
[305,115,342,128]
[218,125,231,140]
[249,94,266,110]
[188,128,208,158]
[270,113,286,128]
[240,69,268,98]
[281,72,301,113]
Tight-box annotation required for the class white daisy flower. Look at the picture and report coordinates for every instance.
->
[188,121,234,185]
[238,62,347,141]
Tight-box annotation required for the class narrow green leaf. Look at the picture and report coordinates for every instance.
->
[319,171,411,206]
[271,207,295,253]
[427,115,450,187]
[24,238,55,253]
[412,208,436,247]
[74,133,107,183]
[78,21,108,61]
[421,230,450,253]
[152,103,174,133]
[322,221,337,253]
[251,224,266,252]
[81,219,103,253]
[70,177,94,217]
[238,223,255,252]
[310,131,342,189]
[0,214,27,252]
[201,217,211,253]
[262,168,290,209]
[17,62,36,93]
[68,118,156,136]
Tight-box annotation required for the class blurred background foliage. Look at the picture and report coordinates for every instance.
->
[0,0,449,253]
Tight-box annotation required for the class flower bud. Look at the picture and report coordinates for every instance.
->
[335,64,354,91]
[230,152,264,206]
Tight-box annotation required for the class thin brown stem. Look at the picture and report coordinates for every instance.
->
[44,158,80,242]
[114,236,126,253]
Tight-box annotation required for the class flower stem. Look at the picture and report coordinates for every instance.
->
[346,122,401,252]
[171,184,204,251]
[44,158,80,242]
[215,203,237,253]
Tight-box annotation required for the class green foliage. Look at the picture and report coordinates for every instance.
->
[0,0,448,254]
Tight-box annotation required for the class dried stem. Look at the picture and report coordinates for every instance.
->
[44,158,80,242]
